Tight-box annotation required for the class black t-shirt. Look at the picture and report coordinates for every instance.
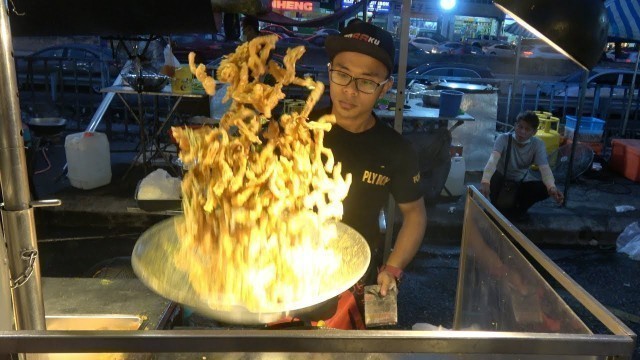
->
[312,107,422,275]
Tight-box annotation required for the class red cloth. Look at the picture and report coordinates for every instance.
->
[313,289,365,330]
[268,289,365,330]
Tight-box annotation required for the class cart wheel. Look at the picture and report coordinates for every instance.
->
[86,256,136,279]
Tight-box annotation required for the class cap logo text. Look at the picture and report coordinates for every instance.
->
[344,33,381,46]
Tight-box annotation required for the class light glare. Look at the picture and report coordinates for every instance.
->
[440,0,456,11]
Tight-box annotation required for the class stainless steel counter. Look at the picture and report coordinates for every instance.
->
[42,277,175,331]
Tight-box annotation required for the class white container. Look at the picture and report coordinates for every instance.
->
[441,155,466,196]
[65,131,112,190]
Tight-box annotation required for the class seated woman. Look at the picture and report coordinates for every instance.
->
[480,111,564,220]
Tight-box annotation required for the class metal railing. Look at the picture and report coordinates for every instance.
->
[15,54,123,131]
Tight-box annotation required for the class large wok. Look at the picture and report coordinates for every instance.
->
[131,216,370,325]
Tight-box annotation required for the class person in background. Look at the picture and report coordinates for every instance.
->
[480,110,564,220]
[310,21,427,328]
[241,16,260,42]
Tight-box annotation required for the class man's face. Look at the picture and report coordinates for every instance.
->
[514,120,537,143]
[329,52,393,125]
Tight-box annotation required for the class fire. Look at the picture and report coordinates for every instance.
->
[171,35,352,312]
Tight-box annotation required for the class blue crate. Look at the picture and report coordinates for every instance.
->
[565,115,605,132]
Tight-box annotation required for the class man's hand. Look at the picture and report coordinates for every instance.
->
[548,186,564,204]
[377,270,397,297]
[480,181,491,198]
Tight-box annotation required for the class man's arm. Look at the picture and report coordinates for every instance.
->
[377,197,427,296]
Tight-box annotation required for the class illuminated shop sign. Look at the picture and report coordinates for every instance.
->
[272,0,314,11]
[342,0,390,13]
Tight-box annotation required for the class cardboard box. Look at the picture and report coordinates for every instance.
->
[610,139,640,182]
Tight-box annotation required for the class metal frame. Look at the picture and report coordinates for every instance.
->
[0,329,635,356]
[0,0,46,331]
[0,189,635,358]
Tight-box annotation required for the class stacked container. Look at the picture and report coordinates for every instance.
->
[564,115,605,143]
[610,139,640,182]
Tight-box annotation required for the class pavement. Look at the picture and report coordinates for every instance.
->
[25,118,640,248]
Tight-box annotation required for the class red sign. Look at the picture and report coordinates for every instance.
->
[272,0,314,11]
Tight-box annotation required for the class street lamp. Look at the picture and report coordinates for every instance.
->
[493,0,609,205]
[440,0,456,11]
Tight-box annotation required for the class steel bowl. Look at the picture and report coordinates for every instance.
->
[421,90,440,108]
[122,73,170,92]
[27,117,67,136]
[131,216,370,325]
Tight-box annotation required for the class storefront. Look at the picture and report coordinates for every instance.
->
[342,0,393,30]
[452,15,500,42]
[270,0,333,23]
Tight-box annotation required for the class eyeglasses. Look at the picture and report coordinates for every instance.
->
[328,67,390,94]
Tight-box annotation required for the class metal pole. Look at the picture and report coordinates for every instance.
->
[562,69,589,205]
[0,225,13,332]
[621,52,640,135]
[383,0,411,263]
[0,0,46,330]
[506,35,522,125]
[362,0,367,22]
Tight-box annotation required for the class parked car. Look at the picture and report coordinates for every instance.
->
[414,29,447,43]
[483,43,516,57]
[261,24,296,38]
[520,44,567,60]
[436,42,464,54]
[313,28,340,36]
[403,62,495,84]
[393,41,433,72]
[260,30,288,40]
[410,37,439,53]
[15,43,119,93]
[276,37,311,48]
[554,68,640,98]
[605,50,638,63]
[535,67,640,120]
[304,34,328,47]
[460,43,484,55]
[170,33,228,64]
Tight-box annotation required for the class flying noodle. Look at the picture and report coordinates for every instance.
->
[172,35,352,311]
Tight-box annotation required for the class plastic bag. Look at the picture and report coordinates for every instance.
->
[160,45,181,77]
[616,221,640,261]
[137,169,181,200]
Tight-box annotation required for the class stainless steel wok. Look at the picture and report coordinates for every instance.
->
[131,216,370,325]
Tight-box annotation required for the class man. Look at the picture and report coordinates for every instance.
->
[480,111,564,220]
[317,22,427,301]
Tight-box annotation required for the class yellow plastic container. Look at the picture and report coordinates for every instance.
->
[534,110,553,119]
[535,116,561,167]
[171,66,193,94]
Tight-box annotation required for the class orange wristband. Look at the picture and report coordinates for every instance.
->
[379,264,403,281]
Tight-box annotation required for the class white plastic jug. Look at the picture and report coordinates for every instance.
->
[441,155,466,196]
[65,131,112,190]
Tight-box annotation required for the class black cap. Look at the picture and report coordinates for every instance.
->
[325,22,395,75]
